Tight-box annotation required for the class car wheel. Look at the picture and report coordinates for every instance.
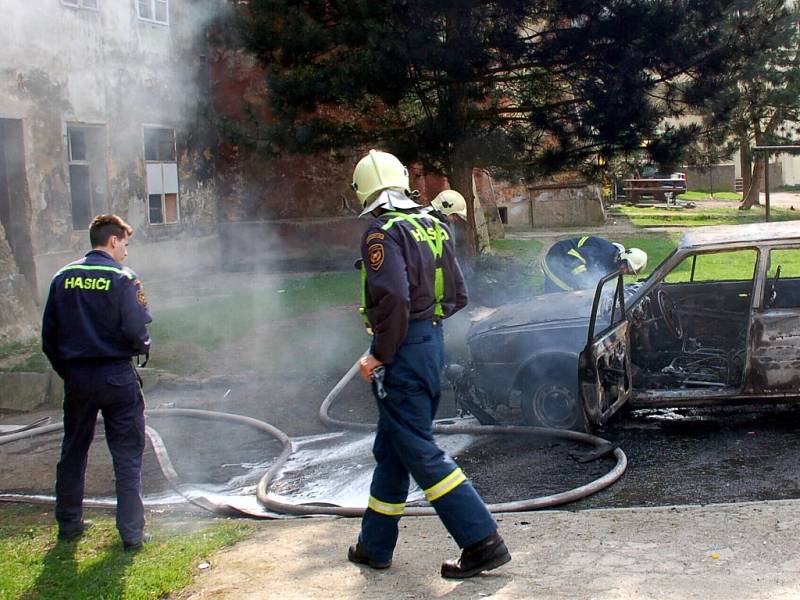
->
[520,375,585,431]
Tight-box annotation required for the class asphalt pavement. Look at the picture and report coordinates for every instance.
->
[177,498,800,599]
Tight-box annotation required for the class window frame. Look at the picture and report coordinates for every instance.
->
[61,0,100,11]
[136,0,169,26]
[662,247,759,285]
[762,245,800,309]
[66,123,106,231]
[142,125,180,226]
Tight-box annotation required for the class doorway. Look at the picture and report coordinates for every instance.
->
[0,119,37,294]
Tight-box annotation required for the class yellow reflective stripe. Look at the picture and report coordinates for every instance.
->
[566,248,586,263]
[424,468,466,502]
[368,496,406,516]
[541,256,574,291]
[577,236,589,248]
[54,264,133,279]
[571,264,588,274]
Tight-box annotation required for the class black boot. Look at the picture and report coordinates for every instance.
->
[348,543,392,570]
[441,532,511,579]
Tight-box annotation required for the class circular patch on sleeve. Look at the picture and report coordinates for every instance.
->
[135,280,148,308]
[368,244,385,271]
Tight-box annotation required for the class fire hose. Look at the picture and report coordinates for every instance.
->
[0,357,627,517]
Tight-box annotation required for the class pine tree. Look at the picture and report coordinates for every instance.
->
[232,0,744,250]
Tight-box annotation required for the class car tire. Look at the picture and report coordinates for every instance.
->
[520,372,586,431]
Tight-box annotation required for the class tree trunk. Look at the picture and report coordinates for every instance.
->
[450,162,478,259]
[739,137,752,197]
[740,153,764,210]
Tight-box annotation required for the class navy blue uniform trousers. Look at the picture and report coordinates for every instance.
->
[359,320,496,563]
[55,360,145,543]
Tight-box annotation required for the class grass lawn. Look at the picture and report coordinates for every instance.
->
[0,505,253,600]
[146,271,364,376]
[0,272,366,378]
[496,232,791,286]
[677,190,743,201]
[611,204,800,228]
[148,272,359,349]
[491,238,544,261]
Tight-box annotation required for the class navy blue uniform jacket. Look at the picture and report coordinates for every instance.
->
[361,210,468,364]
[546,236,620,290]
[42,250,152,377]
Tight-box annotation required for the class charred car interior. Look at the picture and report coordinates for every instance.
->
[452,222,800,432]
[628,248,757,393]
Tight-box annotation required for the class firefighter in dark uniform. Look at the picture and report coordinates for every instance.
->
[42,214,152,550]
[542,235,648,293]
[347,150,510,578]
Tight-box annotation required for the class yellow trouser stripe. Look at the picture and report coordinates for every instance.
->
[541,256,574,291]
[424,468,466,502]
[571,264,587,274]
[577,236,589,247]
[368,496,406,516]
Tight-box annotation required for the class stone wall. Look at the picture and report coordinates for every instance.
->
[0,221,38,345]
[529,183,606,229]
[681,163,784,193]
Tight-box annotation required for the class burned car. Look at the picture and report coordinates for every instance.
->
[452,221,800,431]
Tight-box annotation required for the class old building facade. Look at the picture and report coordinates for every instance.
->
[0,0,221,332]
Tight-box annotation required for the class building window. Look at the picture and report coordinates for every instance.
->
[144,127,179,225]
[62,0,99,10]
[67,124,108,230]
[136,0,168,25]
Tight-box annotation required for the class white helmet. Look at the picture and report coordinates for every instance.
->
[431,189,467,220]
[352,150,419,217]
[616,245,647,275]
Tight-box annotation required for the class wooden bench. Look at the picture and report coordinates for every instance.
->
[622,178,687,203]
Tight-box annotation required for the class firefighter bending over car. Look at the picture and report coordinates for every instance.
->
[542,235,647,293]
[348,150,510,578]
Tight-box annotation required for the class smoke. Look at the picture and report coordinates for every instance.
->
[0,0,466,512]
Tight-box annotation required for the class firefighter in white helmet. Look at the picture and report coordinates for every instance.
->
[431,190,467,220]
[351,149,421,216]
[542,236,647,293]
[427,189,470,260]
[348,150,509,578]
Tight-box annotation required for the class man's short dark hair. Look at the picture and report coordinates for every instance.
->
[89,214,134,248]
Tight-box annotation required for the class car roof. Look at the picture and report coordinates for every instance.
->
[680,220,800,249]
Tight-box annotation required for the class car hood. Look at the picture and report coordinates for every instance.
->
[467,288,597,340]
[467,282,646,342]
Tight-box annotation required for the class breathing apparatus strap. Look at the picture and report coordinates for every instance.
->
[358,212,446,332]
[381,211,446,319]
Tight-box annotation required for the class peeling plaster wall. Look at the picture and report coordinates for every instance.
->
[0,0,222,300]
[0,220,38,344]
[529,183,606,228]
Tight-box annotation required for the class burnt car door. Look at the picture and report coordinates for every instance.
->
[750,246,800,395]
[578,270,632,429]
